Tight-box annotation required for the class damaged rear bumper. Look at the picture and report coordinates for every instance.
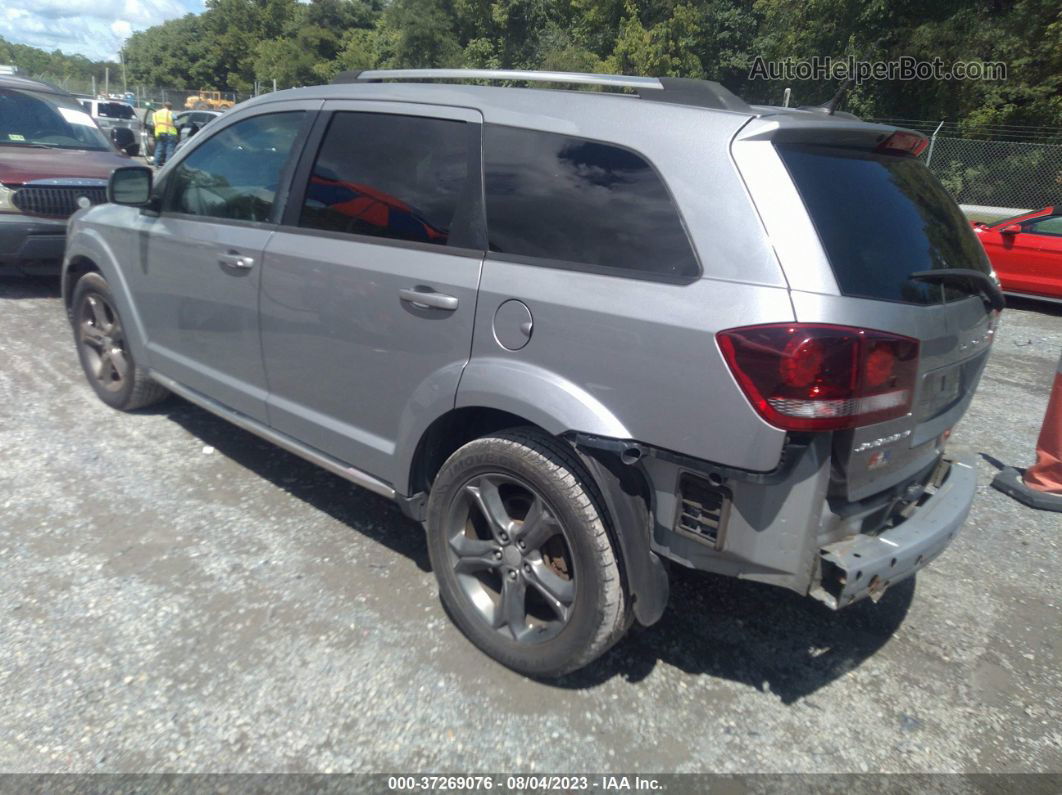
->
[812,454,977,609]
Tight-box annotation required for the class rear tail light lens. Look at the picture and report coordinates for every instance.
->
[717,324,920,431]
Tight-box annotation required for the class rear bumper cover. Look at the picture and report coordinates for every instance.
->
[812,454,977,608]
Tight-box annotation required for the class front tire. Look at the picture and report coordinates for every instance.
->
[71,272,169,411]
[426,429,628,677]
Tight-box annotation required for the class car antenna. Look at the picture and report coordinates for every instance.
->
[824,76,854,115]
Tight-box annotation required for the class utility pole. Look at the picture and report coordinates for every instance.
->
[104,66,109,97]
[120,49,127,94]
[91,75,96,96]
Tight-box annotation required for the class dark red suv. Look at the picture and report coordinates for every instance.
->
[0,76,130,276]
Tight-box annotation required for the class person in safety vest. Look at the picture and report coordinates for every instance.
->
[152,101,178,167]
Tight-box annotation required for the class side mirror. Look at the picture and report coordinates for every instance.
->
[1001,224,1022,235]
[108,166,153,206]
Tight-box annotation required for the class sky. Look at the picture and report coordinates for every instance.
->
[1,0,203,62]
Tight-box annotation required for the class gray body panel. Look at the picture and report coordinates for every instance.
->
[131,215,272,421]
[260,231,483,489]
[462,264,791,473]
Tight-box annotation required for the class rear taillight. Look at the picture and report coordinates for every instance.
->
[717,324,920,431]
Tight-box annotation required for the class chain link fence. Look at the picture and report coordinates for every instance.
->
[923,136,1062,210]
[868,117,1062,212]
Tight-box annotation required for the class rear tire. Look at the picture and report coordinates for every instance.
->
[71,272,169,411]
[426,428,628,677]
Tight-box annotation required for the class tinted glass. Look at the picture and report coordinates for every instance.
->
[165,112,304,222]
[0,88,111,151]
[300,112,472,247]
[483,125,698,278]
[777,143,992,305]
[1026,215,1062,236]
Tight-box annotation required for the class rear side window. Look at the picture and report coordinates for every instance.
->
[483,126,699,279]
[777,143,991,305]
[299,112,475,248]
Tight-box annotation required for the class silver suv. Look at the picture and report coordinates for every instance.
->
[62,69,1001,677]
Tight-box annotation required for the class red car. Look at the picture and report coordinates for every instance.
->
[1,75,130,277]
[972,206,1062,303]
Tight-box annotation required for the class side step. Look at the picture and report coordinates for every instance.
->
[150,371,396,500]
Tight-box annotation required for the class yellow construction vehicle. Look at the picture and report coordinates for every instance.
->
[184,90,235,111]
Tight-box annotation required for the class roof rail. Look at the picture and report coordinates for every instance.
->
[337,68,664,90]
[330,69,753,114]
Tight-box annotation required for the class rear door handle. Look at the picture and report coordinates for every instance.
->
[399,287,458,311]
[218,252,255,270]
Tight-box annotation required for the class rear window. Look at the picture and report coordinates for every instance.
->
[97,102,134,119]
[777,143,992,305]
[484,125,699,280]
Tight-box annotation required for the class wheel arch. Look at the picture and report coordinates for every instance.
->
[62,255,100,316]
[62,225,150,365]
[406,406,539,498]
[405,404,669,628]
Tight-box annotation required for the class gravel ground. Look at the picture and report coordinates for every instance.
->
[0,276,1059,774]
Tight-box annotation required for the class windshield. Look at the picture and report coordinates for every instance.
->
[97,102,135,119]
[0,88,112,151]
[777,143,992,305]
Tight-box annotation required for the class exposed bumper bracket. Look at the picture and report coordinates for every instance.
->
[811,454,977,609]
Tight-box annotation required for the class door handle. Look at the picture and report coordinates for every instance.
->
[399,287,459,311]
[218,252,255,270]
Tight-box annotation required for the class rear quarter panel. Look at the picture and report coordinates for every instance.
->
[462,266,793,472]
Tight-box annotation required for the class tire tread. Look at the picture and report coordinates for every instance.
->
[428,427,628,676]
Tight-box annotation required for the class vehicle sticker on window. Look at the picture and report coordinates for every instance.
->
[58,106,95,127]
[9,134,25,141]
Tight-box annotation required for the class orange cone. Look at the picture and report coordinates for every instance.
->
[1024,350,1062,493]
[992,349,1062,511]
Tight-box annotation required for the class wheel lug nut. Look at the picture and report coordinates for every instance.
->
[508,570,517,581]
[517,541,526,550]
[493,550,502,560]
[523,563,531,574]
[500,533,509,543]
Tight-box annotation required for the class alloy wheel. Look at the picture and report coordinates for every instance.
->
[446,473,576,643]
[78,293,129,393]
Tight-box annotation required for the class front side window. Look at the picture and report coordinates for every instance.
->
[164,112,304,223]
[299,112,474,247]
[483,125,699,278]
